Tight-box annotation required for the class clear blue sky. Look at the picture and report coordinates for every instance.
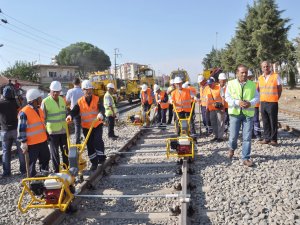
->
[0,0,299,82]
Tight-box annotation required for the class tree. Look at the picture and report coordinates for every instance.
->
[56,42,111,76]
[235,0,291,71]
[0,61,38,82]
[296,28,300,63]
[220,38,238,73]
[202,47,222,70]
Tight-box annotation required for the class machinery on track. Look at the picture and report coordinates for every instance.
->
[18,120,97,213]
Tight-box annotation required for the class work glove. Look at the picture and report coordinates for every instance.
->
[157,99,161,103]
[97,113,104,120]
[66,115,72,123]
[21,142,28,153]
[194,96,198,101]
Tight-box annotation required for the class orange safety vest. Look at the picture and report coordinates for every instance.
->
[258,73,279,102]
[255,82,260,108]
[155,91,169,109]
[171,88,192,112]
[20,105,47,146]
[187,86,197,97]
[199,85,207,107]
[141,88,153,105]
[207,85,223,111]
[78,95,102,129]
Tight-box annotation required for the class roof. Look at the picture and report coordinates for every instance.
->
[33,64,79,69]
[0,75,40,86]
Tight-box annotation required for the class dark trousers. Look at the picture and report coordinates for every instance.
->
[83,124,105,165]
[108,116,115,137]
[175,111,191,135]
[161,108,167,124]
[28,141,50,177]
[167,104,173,124]
[156,105,162,123]
[260,102,278,141]
[253,107,261,138]
[73,115,81,144]
[49,133,69,173]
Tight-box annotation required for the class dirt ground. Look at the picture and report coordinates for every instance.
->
[279,88,300,113]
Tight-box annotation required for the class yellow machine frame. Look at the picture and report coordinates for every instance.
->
[127,104,154,126]
[18,120,97,213]
[166,102,195,158]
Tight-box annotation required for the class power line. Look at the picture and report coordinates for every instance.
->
[0,9,69,45]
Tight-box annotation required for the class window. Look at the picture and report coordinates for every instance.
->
[49,71,57,77]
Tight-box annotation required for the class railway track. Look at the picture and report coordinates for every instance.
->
[39,125,195,225]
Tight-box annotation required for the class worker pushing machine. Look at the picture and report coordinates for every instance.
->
[104,83,119,139]
[183,81,197,137]
[140,84,153,126]
[154,84,169,125]
[66,80,106,171]
[18,89,50,177]
[41,81,69,173]
[171,77,193,135]
[166,79,176,124]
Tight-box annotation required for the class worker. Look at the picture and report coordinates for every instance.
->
[198,75,212,135]
[257,61,282,146]
[18,89,50,177]
[104,83,119,139]
[0,86,26,177]
[153,84,161,124]
[154,85,169,125]
[66,80,105,171]
[41,81,68,173]
[66,77,84,144]
[166,79,175,124]
[171,77,193,135]
[248,70,262,141]
[205,78,224,142]
[218,73,229,132]
[140,84,153,126]
[225,65,259,167]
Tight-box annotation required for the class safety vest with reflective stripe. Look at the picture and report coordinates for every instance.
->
[171,88,192,112]
[199,85,207,107]
[227,79,256,117]
[258,73,279,102]
[20,105,47,145]
[255,82,260,108]
[78,95,101,129]
[155,91,169,109]
[141,88,153,105]
[187,86,197,97]
[104,91,117,117]
[43,96,67,134]
[206,85,223,111]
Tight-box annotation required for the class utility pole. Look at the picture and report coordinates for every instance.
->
[114,48,121,79]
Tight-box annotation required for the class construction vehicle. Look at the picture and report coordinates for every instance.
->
[170,69,190,83]
[137,65,155,88]
[119,78,141,103]
[166,102,195,159]
[18,120,97,213]
[89,71,119,103]
[203,68,223,82]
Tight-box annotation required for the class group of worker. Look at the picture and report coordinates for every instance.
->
[140,60,281,167]
[0,78,119,178]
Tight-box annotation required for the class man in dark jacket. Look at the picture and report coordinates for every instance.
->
[0,86,26,177]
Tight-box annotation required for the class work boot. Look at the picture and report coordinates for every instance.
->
[228,149,234,159]
[259,139,270,144]
[243,160,253,167]
[90,163,98,171]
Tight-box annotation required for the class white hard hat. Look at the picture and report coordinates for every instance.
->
[182,83,188,88]
[198,75,204,83]
[174,77,183,84]
[141,84,148,92]
[81,80,94,89]
[49,81,62,91]
[154,85,160,92]
[185,81,190,85]
[26,89,42,102]
[107,83,115,89]
[170,79,174,85]
[248,70,254,76]
[218,73,227,80]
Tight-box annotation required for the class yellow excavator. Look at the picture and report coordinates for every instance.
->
[119,78,141,103]
[170,69,190,83]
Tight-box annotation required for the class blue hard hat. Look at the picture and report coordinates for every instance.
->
[207,78,215,85]
[3,86,14,99]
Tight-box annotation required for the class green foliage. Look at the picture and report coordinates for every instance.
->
[202,47,222,70]
[56,42,111,75]
[0,61,38,82]
[296,29,300,63]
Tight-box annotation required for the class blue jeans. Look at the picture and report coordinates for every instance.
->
[1,129,26,175]
[229,114,253,160]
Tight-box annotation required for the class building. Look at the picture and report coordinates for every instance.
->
[33,64,79,85]
[111,63,140,80]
